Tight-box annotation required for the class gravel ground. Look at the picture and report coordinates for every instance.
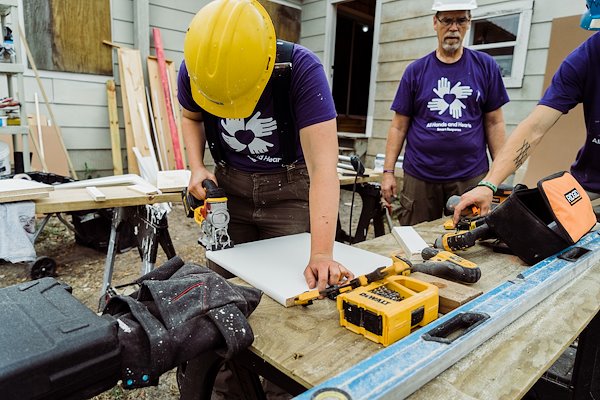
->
[0,189,383,399]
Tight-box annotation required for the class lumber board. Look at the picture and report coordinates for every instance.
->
[153,28,184,169]
[34,185,180,214]
[167,61,187,168]
[106,80,124,175]
[118,48,151,175]
[410,271,482,314]
[0,179,54,197]
[147,56,176,170]
[156,169,191,192]
[0,191,49,203]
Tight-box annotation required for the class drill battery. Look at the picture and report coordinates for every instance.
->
[337,276,438,346]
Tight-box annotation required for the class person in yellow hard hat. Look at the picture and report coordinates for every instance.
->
[178,1,353,294]
[381,0,509,226]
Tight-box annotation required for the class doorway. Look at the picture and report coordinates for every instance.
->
[331,0,376,134]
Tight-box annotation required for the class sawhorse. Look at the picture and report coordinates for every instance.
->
[337,182,386,244]
[100,204,176,307]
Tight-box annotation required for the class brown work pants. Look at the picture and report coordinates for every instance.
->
[397,172,486,226]
[215,162,311,244]
[211,162,310,400]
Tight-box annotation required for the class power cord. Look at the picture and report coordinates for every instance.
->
[348,155,365,244]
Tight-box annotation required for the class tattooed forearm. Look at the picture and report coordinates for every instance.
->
[513,140,531,169]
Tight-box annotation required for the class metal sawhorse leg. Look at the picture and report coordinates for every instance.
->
[100,204,176,306]
[337,182,386,244]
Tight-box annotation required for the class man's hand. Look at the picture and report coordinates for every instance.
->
[452,186,494,225]
[381,173,398,205]
[188,167,217,200]
[304,255,354,293]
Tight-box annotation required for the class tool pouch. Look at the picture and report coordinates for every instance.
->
[485,171,596,265]
[102,256,262,389]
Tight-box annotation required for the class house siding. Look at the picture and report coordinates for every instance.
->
[17,0,585,178]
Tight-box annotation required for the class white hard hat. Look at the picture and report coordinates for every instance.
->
[432,0,477,11]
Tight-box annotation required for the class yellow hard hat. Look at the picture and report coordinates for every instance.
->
[184,0,276,119]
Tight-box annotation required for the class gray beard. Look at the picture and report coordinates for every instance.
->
[441,41,461,55]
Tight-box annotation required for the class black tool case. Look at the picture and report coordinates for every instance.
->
[0,278,121,400]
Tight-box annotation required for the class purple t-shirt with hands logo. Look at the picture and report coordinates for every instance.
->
[178,44,337,172]
[391,48,509,182]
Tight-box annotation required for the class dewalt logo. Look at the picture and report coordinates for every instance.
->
[565,188,582,206]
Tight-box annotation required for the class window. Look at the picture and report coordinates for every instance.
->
[23,0,112,75]
[467,1,533,88]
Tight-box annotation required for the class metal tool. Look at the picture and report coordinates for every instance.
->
[182,179,233,251]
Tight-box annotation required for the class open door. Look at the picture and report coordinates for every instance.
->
[331,0,376,134]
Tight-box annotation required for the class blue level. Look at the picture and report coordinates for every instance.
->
[295,231,600,400]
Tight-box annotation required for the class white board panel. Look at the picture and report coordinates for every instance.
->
[206,232,392,307]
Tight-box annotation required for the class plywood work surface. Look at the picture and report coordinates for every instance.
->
[237,218,600,397]
[34,185,180,214]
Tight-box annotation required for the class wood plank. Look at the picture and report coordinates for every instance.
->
[167,61,187,168]
[156,169,190,192]
[106,80,123,175]
[0,179,54,197]
[410,271,482,314]
[85,186,106,201]
[34,185,180,214]
[0,191,49,203]
[152,28,184,169]
[118,47,155,175]
[147,56,176,170]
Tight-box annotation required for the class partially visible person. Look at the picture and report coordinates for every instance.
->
[178,0,353,293]
[381,0,508,225]
[453,0,600,223]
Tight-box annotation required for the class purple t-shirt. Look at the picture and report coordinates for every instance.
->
[391,48,509,182]
[178,44,337,172]
[539,32,600,193]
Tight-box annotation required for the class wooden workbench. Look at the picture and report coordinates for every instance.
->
[34,186,181,214]
[243,219,600,399]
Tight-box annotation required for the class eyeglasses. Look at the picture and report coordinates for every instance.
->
[436,16,471,27]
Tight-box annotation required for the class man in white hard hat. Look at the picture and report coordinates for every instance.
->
[381,0,509,225]
[453,0,600,222]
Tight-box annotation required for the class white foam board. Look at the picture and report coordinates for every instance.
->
[206,232,391,307]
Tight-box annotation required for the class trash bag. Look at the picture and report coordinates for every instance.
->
[102,256,262,389]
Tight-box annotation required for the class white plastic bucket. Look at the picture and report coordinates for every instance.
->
[0,141,10,176]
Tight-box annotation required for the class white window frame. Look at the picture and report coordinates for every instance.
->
[467,0,533,88]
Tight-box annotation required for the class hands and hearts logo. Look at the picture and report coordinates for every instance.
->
[220,111,277,154]
[427,77,473,119]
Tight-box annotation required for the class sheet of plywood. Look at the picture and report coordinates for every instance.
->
[206,232,392,307]
[521,16,595,186]
[28,125,70,177]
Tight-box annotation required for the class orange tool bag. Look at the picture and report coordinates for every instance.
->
[485,171,597,265]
